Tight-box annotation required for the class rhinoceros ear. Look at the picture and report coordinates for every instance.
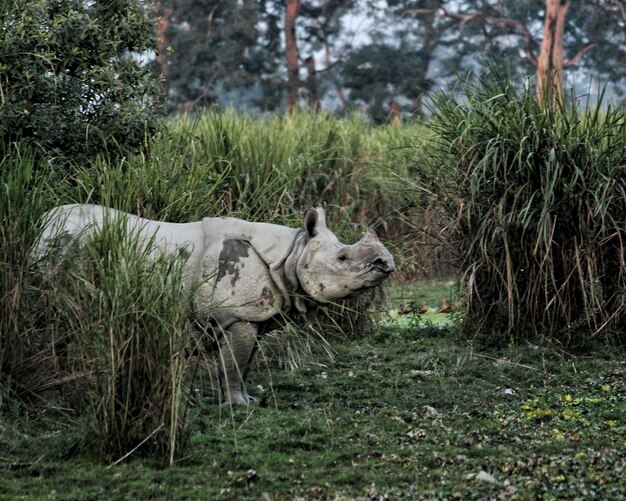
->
[303,207,326,236]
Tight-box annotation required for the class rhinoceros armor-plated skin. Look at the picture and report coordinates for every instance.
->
[35,204,395,405]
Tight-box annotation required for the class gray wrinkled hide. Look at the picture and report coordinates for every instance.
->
[35,204,395,404]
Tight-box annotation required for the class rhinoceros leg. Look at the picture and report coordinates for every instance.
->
[217,321,258,405]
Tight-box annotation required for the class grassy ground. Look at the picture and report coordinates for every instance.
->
[2,311,624,500]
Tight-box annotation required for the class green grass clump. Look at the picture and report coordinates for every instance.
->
[428,74,626,349]
[0,145,60,396]
[0,145,197,462]
[42,219,193,462]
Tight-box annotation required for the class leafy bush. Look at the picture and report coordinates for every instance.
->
[428,75,625,349]
[0,0,163,159]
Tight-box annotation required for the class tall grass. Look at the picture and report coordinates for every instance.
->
[1,145,197,462]
[2,110,438,462]
[0,145,60,396]
[67,110,437,280]
[428,76,625,348]
[44,221,193,462]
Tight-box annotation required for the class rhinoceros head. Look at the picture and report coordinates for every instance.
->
[296,208,395,303]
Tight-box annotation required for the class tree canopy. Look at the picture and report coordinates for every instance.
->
[0,0,163,158]
[149,0,626,117]
[7,0,623,123]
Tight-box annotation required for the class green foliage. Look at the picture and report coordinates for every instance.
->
[427,73,626,348]
[144,110,431,252]
[0,0,163,159]
[0,145,58,387]
[342,43,432,122]
[0,145,195,462]
[154,0,281,111]
[45,221,193,462]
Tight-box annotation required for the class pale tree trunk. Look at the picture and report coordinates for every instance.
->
[284,0,301,112]
[536,0,569,106]
[324,40,347,110]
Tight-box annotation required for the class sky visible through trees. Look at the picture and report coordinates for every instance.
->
[152,0,625,117]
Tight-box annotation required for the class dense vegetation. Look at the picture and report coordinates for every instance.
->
[426,76,626,349]
[1,2,624,498]
[0,0,162,158]
[1,51,624,499]
[0,111,439,460]
[152,0,626,117]
[0,93,625,474]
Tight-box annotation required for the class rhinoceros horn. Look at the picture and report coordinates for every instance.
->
[360,229,381,244]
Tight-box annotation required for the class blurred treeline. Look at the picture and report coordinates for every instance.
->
[152,0,626,119]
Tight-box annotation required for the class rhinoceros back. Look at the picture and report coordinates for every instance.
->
[34,204,205,261]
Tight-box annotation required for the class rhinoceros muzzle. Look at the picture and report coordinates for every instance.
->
[370,256,395,275]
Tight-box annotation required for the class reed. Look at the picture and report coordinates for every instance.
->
[0,145,61,398]
[43,219,193,461]
[428,75,625,348]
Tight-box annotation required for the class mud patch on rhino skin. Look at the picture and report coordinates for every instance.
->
[217,239,250,286]
[178,246,192,260]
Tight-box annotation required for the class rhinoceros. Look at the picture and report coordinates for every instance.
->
[35,204,395,404]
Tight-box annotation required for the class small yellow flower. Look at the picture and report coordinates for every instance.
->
[23,109,29,114]
[166,46,174,55]
[602,384,611,392]
[564,394,573,402]
[552,429,565,441]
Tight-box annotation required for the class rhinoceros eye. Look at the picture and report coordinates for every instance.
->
[338,252,349,262]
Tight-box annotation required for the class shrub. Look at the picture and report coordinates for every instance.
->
[428,75,625,349]
[0,0,163,159]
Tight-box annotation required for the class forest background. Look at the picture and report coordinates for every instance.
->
[149,0,626,118]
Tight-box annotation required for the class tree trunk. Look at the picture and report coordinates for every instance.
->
[413,8,435,115]
[304,56,320,113]
[536,0,569,106]
[151,2,173,80]
[284,0,301,112]
[323,40,347,110]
